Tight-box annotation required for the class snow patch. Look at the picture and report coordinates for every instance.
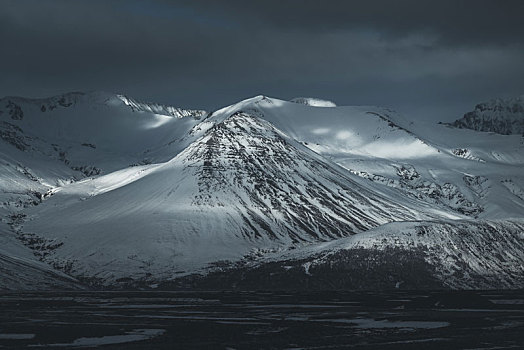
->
[44,329,165,347]
[0,333,35,340]
[290,97,336,107]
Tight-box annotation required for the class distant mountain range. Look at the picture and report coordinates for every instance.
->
[0,93,523,290]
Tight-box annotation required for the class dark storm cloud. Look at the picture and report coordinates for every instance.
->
[1,0,523,121]
[178,0,524,46]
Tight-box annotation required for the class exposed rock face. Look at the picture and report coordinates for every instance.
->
[451,96,524,135]
[116,94,207,119]
[349,165,483,217]
[6,100,24,120]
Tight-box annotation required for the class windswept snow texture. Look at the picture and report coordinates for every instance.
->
[0,92,523,289]
[451,95,524,135]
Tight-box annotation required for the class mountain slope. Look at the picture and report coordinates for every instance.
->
[0,222,81,290]
[0,91,206,215]
[0,91,206,169]
[210,96,524,219]
[0,91,206,288]
[182,219,524,290]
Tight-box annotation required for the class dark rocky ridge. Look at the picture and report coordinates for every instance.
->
[451,96,524,135]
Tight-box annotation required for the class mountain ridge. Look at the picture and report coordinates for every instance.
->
[0,90,207,119]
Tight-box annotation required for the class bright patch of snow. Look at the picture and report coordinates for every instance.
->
[290,97,337,107]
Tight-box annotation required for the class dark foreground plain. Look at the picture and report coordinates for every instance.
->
[0,290,523,349]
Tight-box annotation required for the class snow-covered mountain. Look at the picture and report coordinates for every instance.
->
[0,92,523,289]
[0,91,205,213]
[450,95,524,135]
[179,219,524,290]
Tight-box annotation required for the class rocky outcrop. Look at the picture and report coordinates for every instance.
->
[451,96,524,135]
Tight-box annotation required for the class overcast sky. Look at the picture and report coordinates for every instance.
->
[1,0,523,121]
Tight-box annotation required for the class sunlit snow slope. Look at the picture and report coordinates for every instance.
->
[0,91,205,288]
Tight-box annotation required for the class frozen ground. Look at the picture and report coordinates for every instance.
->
[0,290,523,349]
